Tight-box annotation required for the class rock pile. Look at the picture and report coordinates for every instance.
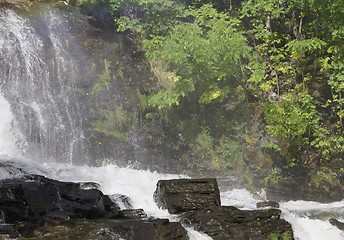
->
[155,179,294,240]
[0,175,187,239]
[0,175,295,239]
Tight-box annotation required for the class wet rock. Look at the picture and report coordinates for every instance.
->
[108,218,188,240]
[0,224,20,238]
[180,206,294,240]
[110,193,133,209]
[154,178,221,214]
[78,181,101,190]
[115,209,147,219]
[329,218,344,231]
[0,174,120,223]
[257,200,280,209]
[14,218,188,240]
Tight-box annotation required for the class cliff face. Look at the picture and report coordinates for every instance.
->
[0,0,185,170]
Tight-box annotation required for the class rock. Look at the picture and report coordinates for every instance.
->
[257,200,280,208]
[115,209,147,219]
[154,178,221,214]
[110,193,133,209]
[14,218,189,240]
[329,218,344,231]
[0,174,294,239]
[103,218,188,240]
[180,206,294,240]
[78,182,101,190]
[251,192,266,201]
[0,224,20,238]
[0,174,120,223]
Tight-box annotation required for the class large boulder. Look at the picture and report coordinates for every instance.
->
[181,206,294,240]
[329,218,344,231]
[0,174,120,223]
[0,175,189,239]
[154,178,221,214]
[12,218,188,240]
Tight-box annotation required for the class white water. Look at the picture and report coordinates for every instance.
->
[0,94,18,157]
[0,9,87,164]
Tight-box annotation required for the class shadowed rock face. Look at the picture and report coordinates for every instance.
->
[154,178,221,214]
[0,174,189,239]
[0,174,120,223]
[12,218,188,240]
[180,206,294,240]
[154,178,294,240]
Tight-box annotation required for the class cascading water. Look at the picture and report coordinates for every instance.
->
[0,94,18,157]
[0,6,344,240]
[0,8,87,164]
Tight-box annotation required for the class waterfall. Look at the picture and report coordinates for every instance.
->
[0,94,18,157]
[1,6,344,240]
[0,8,87,164]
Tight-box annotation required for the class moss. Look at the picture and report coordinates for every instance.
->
[18,220,122,240]
[91,106,131,142]
[282,230,294,240]
[267,231,293,240]
[267,232,279,240]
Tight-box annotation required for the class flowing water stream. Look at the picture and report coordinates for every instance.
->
[0,7,344,240]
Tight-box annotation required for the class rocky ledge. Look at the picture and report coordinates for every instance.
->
[0,176,294,239]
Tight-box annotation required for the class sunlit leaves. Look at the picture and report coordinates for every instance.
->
[286,38,326,60]
[144,4,250,108]
[263,93,319,140]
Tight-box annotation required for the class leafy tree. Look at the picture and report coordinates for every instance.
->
[142,4,251,109]
[242,0,344,176]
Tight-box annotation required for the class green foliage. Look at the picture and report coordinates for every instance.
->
[213,138,244,173]
[186,127,249,178]
[263,92,320,141]
[327,57,344,129]
[242,0,344,178]
[286,38,326,60]
[267,232,278,240]
[282,231,294,240]
[261,141,281,152]
[310,167,340,192]
[115,0,186,37]
[195,127,214,153]
[144,4,251,109]
[263,167,282,187]
[136,89,150,113]
[91,106,131,141]
[268,231,293,240]
[92,59,111,94]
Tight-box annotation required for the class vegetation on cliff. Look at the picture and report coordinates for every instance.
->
[75,0,344,199]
